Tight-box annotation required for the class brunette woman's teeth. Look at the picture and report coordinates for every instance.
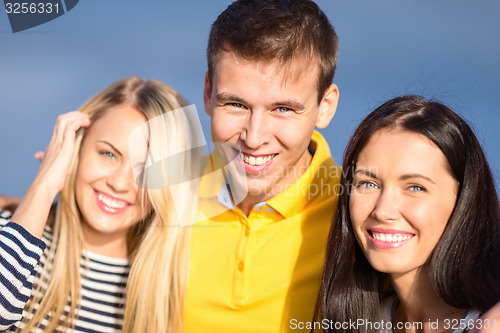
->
[371,232,412,243]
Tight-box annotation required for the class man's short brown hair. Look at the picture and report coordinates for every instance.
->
[207,0,339,103]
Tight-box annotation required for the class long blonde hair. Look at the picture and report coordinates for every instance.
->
[22,76,199,332]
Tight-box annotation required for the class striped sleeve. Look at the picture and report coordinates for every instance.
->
[0,210,46,331]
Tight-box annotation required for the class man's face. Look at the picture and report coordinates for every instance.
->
[204,52,338,204]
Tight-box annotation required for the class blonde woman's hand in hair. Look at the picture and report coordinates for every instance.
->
[11,111,91,238]
[33,111,90,192]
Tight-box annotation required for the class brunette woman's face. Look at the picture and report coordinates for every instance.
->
[75,105,151,242]
[349,129,459,277]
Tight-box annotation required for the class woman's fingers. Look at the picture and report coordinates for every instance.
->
[50,111,90,147]
[35,111,90,162]
[61,114,91,151]
[35,111,91,193]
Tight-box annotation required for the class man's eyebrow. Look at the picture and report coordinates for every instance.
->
[97,140,123,157]
[268,100,305,111]
[400,174,435,184]
[215,93,247,105]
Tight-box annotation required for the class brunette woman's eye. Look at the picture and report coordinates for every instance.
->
[355,181,378,190]
[359,181,376,188]
[408,185,426,192]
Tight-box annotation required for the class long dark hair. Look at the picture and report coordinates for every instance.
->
[319,95,500,333]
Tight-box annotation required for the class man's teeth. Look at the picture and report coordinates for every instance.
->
[240,152,275,166]
[98,193,127,209]
[372,232,412,243]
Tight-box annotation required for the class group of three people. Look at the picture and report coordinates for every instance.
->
[1,0,499,332]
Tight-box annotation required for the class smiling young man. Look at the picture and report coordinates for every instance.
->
[184,1,341,332]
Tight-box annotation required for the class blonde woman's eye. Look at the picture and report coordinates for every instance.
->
[99,151,115,159]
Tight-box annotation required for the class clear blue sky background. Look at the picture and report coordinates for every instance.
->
[1,0,499,197]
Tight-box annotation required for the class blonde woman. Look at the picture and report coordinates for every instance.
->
[0,76,200,332]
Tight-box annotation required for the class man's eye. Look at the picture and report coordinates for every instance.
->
[230,103,244,108]
[276,107,291,113]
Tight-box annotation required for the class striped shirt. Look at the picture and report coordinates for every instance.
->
[0,209,130,332]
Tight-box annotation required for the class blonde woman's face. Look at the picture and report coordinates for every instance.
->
[75,105,151,248]
[349,129,458,278]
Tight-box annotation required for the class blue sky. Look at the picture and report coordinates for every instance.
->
[1,0,499,197]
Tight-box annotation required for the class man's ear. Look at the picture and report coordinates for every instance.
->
[203,72,213,116]
[316,84,339,129]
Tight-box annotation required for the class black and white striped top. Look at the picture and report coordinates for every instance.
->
[0,209,130,332]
